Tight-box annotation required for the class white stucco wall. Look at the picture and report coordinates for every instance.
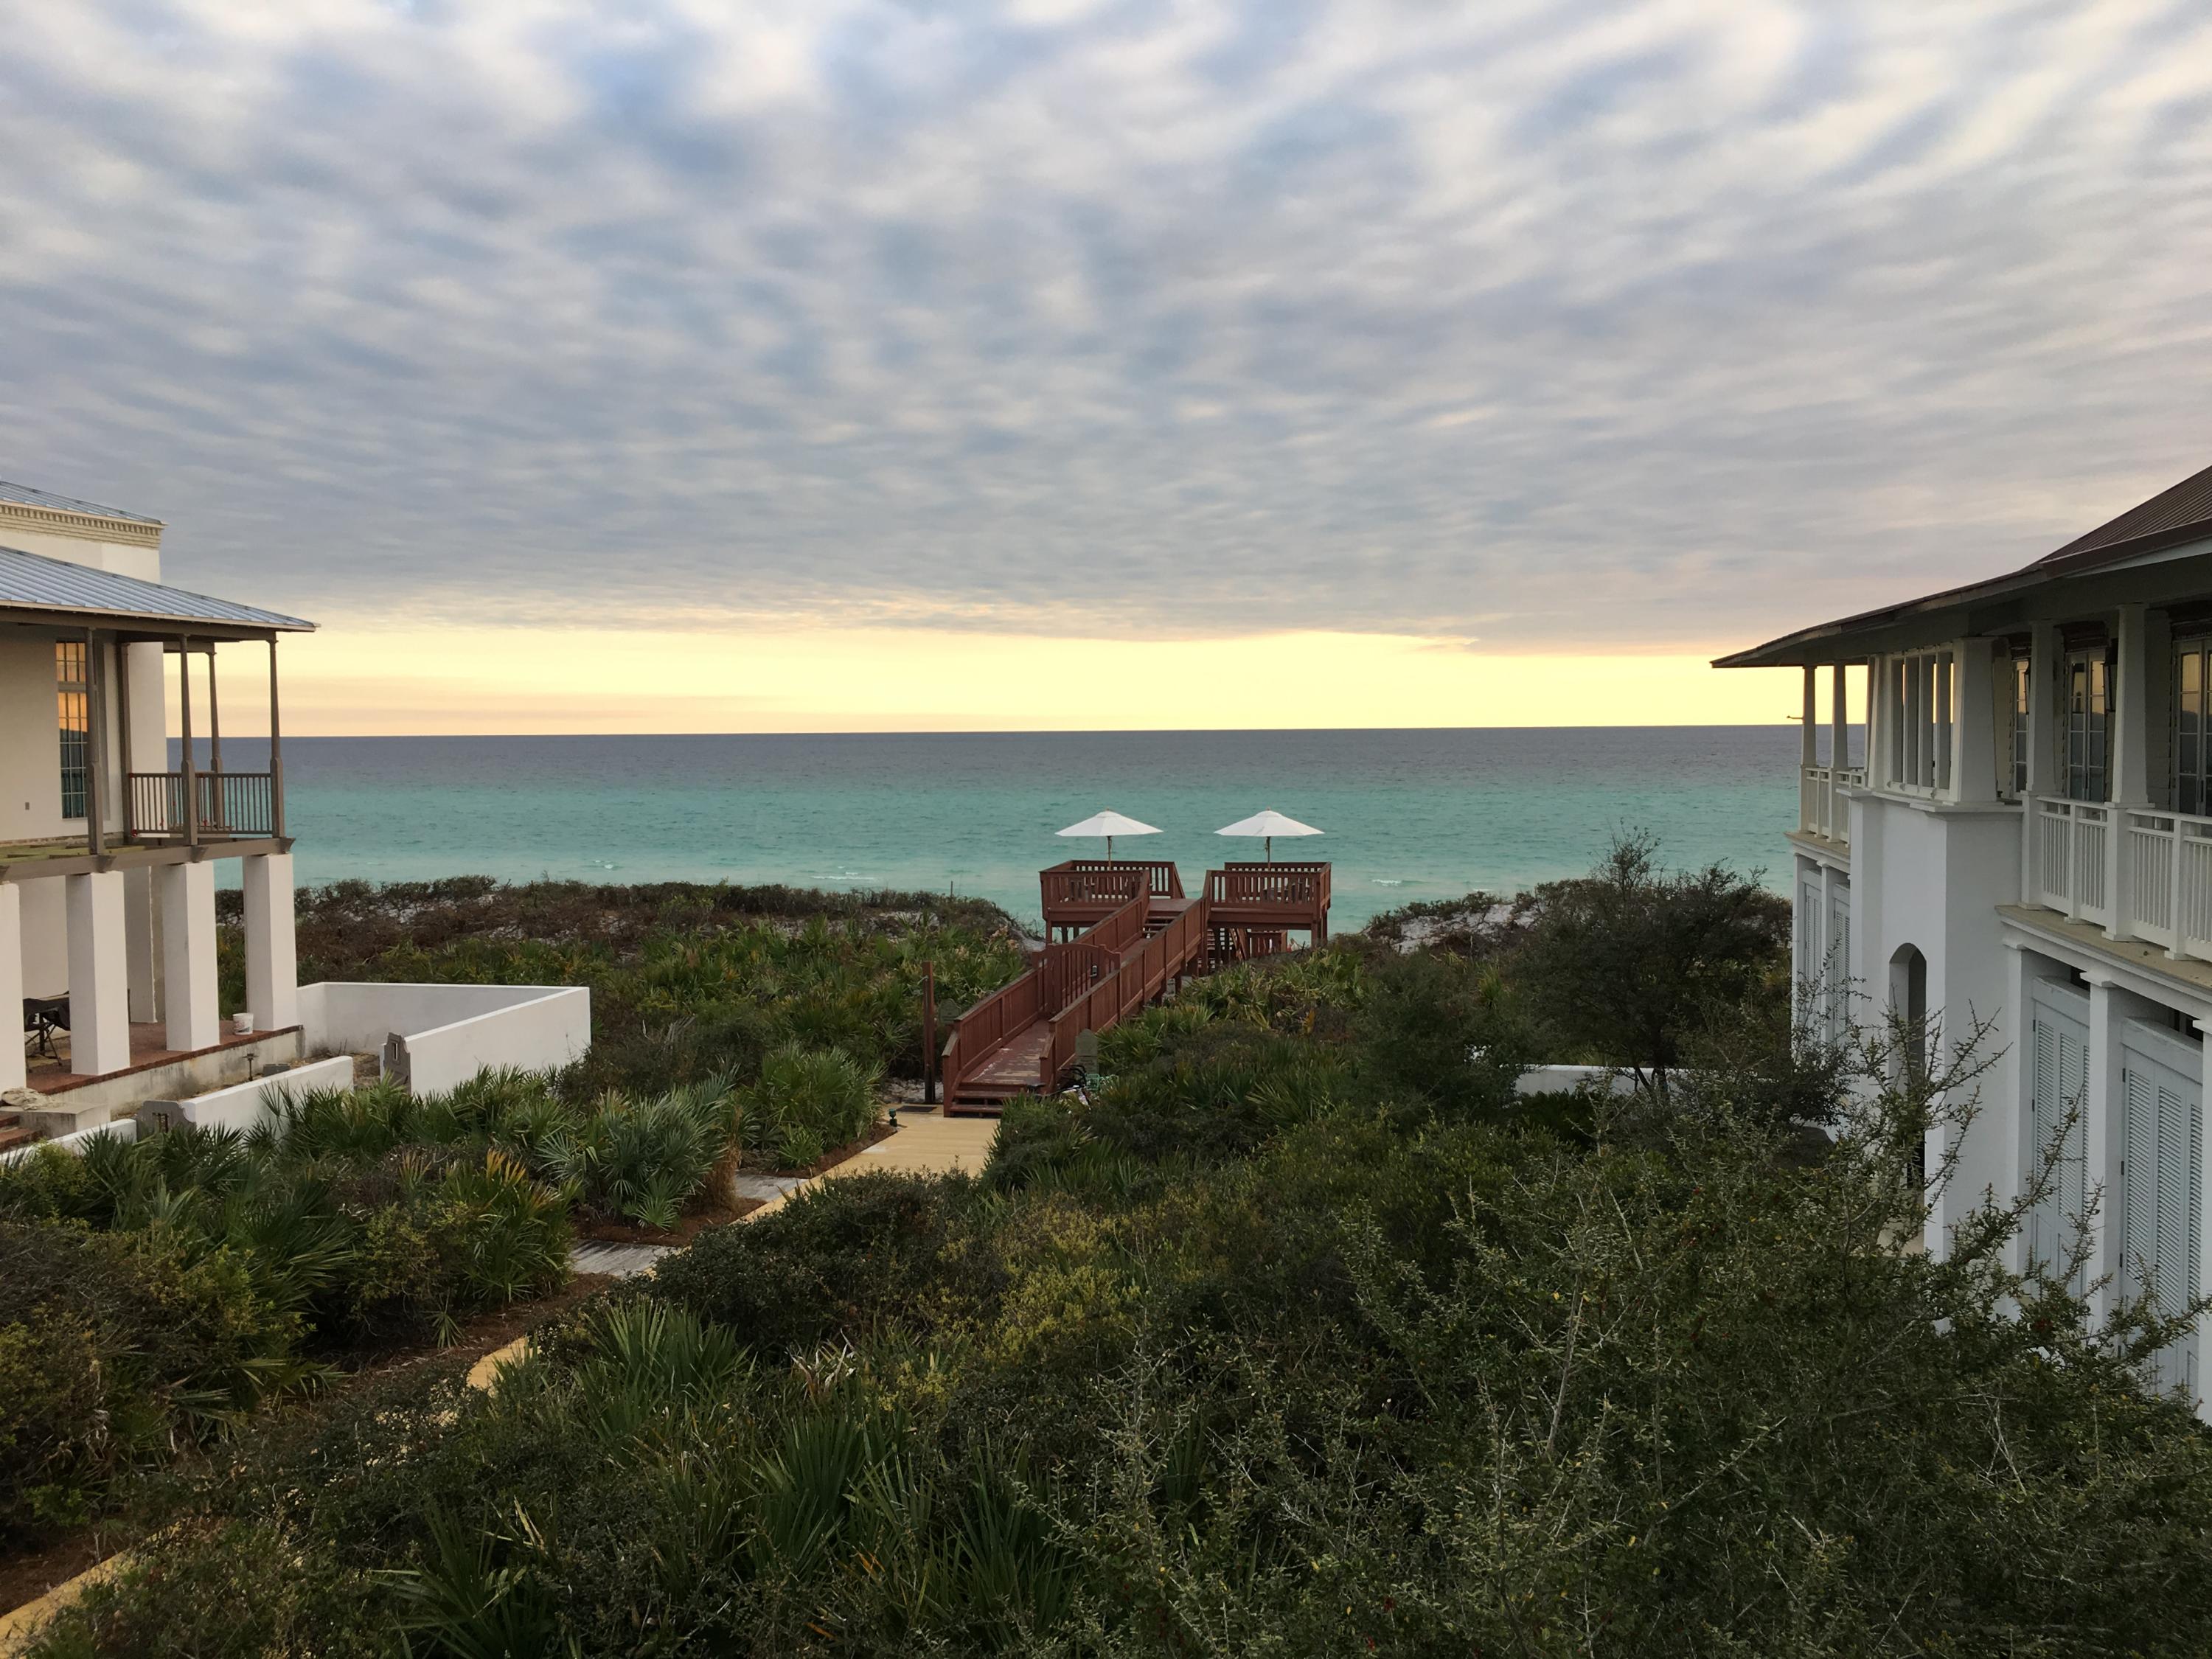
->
[164,1054,358,1135]
[297,981,592,1096]
[18,874,66,1002]
[0,636,66,845]
[1847,793,2028,1255]
[0,523,161,582]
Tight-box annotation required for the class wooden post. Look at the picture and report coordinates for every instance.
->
[922,959,937,1105]
[205,645,222,831]
[83,630,105,858]
[178,639,198,847]
[116,641,134,842]
[268,635,285,840]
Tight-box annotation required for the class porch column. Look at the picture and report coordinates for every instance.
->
[64,870,131,1076]
[122,642,168,1023]
[159,860,220,1053]
[2112,602,2152,805]
[242,852,298,1032]
[0,885,22,1092]
[2022,624,2056,905]
[123,867,161,1024]
[1950,638,1999,805]
[1829,661,1849,830]
[1800,669,1817,833]
[2108,605,2149,941]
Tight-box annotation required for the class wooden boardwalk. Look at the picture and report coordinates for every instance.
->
[939,859,1330,1113]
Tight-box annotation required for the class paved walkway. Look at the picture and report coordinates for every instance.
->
[568,1240,672,1278]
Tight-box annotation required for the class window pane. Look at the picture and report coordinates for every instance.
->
[55,642,88,821]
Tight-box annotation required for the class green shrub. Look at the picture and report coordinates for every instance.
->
[0,1222,297,1544]
[541,1079,734,1228]
[650,1172,993,1360]
[737,1043,880,1170]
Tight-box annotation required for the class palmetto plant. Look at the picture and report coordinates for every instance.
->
[539,1077,734,1228]
[737,1043,880,1172]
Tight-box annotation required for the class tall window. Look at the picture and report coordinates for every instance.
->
[2011,650,2032,796]
[55,641,87,821]
[2178,636,2211,816]
[2064,644,2111,801]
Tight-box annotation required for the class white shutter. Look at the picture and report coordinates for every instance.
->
[2119,1023,2205,1398]
[2028,984,2091,1293]
[1828,891,1851,1044]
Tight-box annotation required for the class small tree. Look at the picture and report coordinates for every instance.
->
[1511,831,1789,1091]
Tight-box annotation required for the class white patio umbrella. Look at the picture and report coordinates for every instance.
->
[1057,809,1161,863]
[1215,809,1324,863]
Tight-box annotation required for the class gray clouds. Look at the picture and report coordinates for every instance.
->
[4,0,2210,649]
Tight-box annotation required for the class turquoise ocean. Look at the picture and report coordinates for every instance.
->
[253,727,1801,930]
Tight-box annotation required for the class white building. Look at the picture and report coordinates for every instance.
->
[1719,462,2212,1408]
[1,482,308,1114]
[0,481,594,1146]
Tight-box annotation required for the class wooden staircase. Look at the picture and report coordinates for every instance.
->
[941,888,1215,1113]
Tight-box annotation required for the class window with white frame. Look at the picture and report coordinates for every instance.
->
[2176,634,2211,815]
[2064,641,2112,801]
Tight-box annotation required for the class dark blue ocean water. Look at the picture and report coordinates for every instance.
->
[213,727,1801,928]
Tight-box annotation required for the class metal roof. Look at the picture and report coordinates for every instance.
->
[1715,460,2212,669]
[0,479,164,526]
[0,546,312,633]
[2033,460,2212,567]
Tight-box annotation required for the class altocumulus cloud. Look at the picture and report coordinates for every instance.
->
[3,0,2210,650]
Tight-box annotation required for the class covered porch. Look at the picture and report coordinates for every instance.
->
[1,545,312,1091]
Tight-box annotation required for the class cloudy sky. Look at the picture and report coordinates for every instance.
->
[4,1,2211,729]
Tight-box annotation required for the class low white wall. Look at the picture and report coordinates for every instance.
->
[1516,1063,1644,1098]
[168,1055,357,1135]
[297,982,591,1096]
[1,1118,137,1166]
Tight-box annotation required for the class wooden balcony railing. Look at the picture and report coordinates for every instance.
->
[125,769,276,841]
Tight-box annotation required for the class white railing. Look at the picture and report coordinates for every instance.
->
[1799,765,1864,844]
[2116,808,2212,960]
[2025,794,2212,959]
[2031,796,2112,928]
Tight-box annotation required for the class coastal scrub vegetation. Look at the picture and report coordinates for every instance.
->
[25,842,2212,1655]
[216,877,1028,1094]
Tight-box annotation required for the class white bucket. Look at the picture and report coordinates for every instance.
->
[233,1013,256,1037]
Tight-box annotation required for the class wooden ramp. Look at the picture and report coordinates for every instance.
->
[940,861,1327,1114]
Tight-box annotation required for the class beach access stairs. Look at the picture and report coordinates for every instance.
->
[939,858,1330,1113]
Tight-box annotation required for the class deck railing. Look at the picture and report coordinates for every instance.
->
[125,770,276,840]
[1798,765,1864,844]
[939,966,1046,1104]
[1040,860,1183,902]
[1203,861,1332,925]
[1044,897,1211,1088]
[2028,796,2114,929]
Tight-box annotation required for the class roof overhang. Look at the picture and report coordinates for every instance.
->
[1714,524,2212,669]
[0,544,313,641]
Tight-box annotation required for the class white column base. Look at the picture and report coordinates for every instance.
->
[0,885,23,1092]
[64,870,131,1076]
[159,860,220,1053]
[242,852,299,1033]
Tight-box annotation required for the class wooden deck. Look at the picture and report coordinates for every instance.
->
[942,859,1330,1112]
[26,1021,281,1094]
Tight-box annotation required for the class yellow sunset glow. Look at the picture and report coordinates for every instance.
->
[204,622,1798,735]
